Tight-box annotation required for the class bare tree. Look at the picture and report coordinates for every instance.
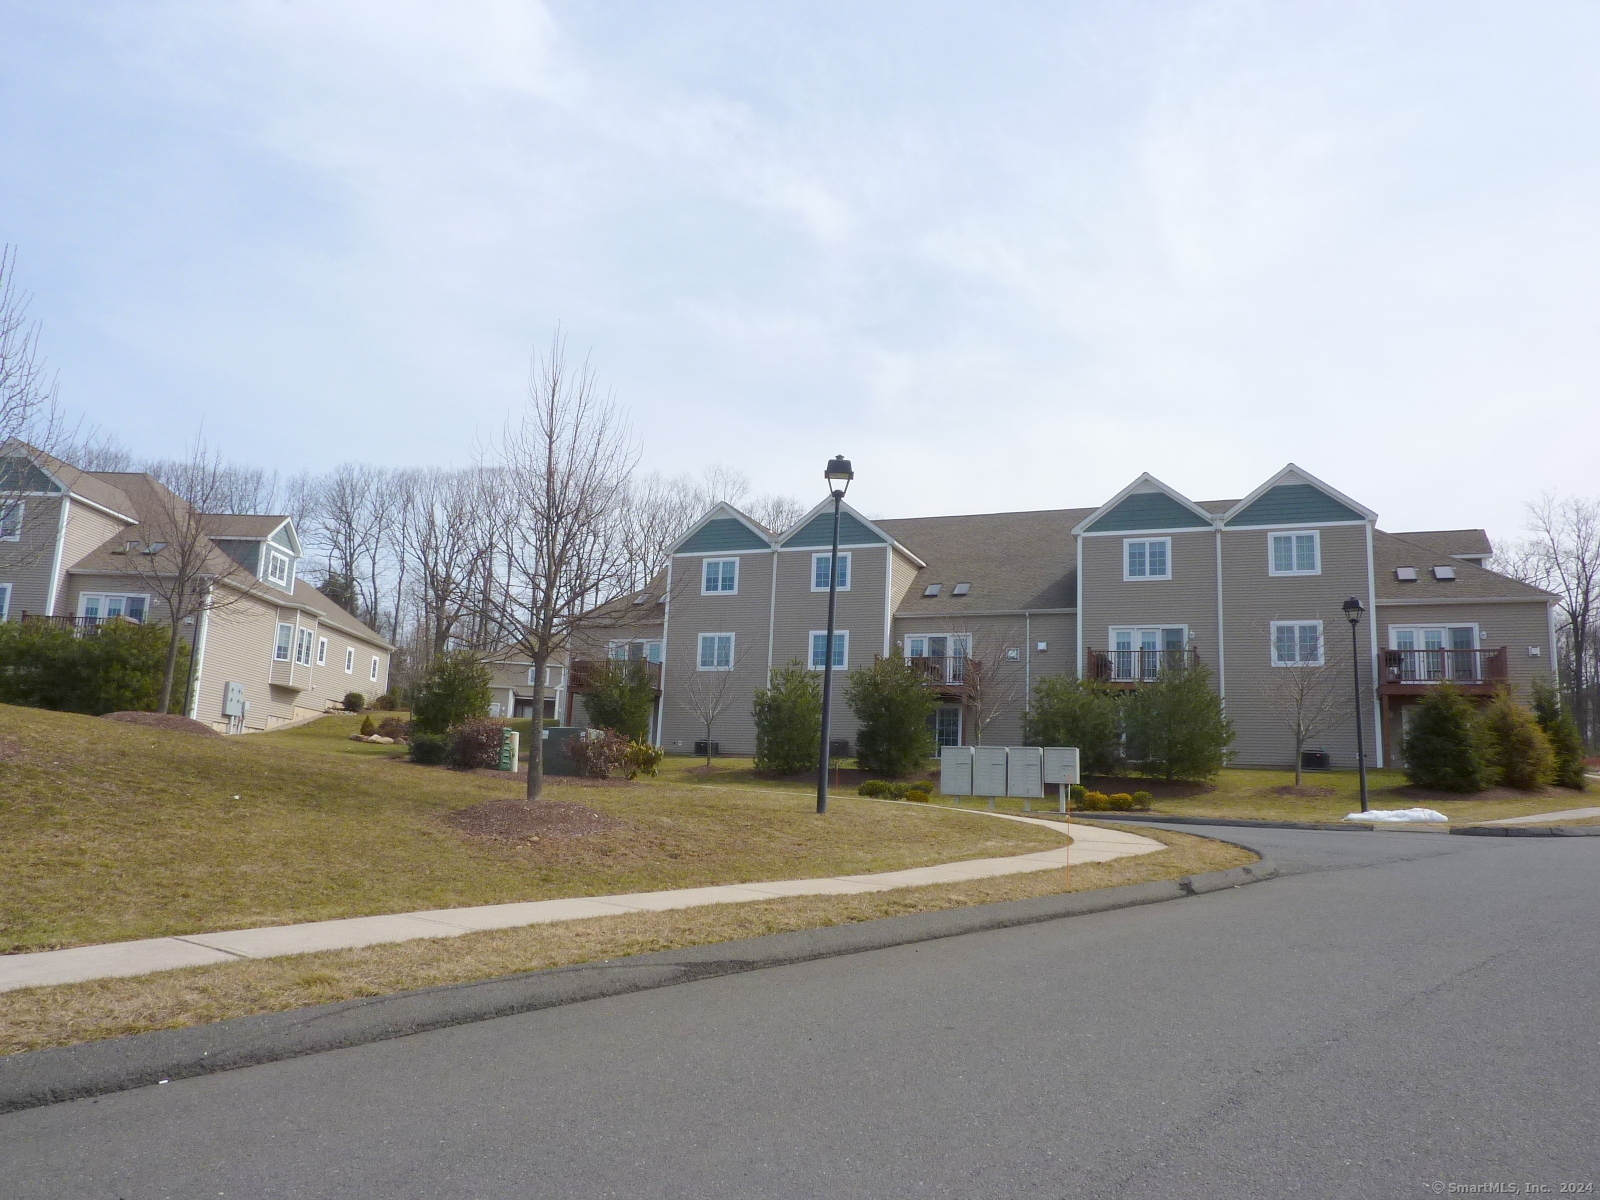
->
[483,333,638,800]
[0,247,61,453]
[678,640,742,767]
[956,626,1029,746]
[748,492,808,533]
[399,466,496,658]
[121,438,253,712]
[1266,650,1347,786]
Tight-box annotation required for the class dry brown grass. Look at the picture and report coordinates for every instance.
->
[0,826,1252,1056]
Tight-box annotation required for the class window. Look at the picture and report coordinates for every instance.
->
[528,665,565,687]
[698,632,734,670]
[274,623,293,662]
[811,552,851,591]
[809,630,849,670]
[294,627,315,666]
[0,582,10,621]
[1271,621,1324,666]
[1269,531,1321,576]
[609,639,663,663]
[370,656,380,682]
[0,501,22,541]
[316,637,328,666]
[344,646,355,673]
[702,558,738,594]
[1124,537,1171,580]
[905,634,970,684]
[1107,626,1188,681]
[1389,625,1480,683]
[266,551,291,587]
[79,593,148,623]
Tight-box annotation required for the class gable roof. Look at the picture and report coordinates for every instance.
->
[1390,528,1493,561]
[201,513,293,541]
[1074,473,1215,535]
[1223,464,1375,527]
[0,439,137,519]
[672,503,774,555]
[1373,530,1553,603]
[877,508,1088,613]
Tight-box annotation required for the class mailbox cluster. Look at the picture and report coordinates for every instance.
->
[939,746,1080,811]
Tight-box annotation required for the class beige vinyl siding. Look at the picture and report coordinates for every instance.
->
[1378,600,1554,697]
[0,496,66,619]
[660,550,776,756]
[1078,529,1220,684]
[1218,522,1370,768]
[765,544,891,754]
[888,547,921,612]
[191,591,286,730]
[55,503,129,611]
[64,572,177,625]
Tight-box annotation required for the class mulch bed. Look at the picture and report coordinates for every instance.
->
[443,799,626,844]
[100,712,223,737]
[1267,785,1337,798]
[1082,776,1213,798]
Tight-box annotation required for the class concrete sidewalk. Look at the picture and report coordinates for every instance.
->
[1486,804,1600,825]
[0,816,1161,994]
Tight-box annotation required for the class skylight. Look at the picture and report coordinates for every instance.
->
[952,582,971,596]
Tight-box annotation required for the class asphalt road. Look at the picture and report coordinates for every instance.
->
[3,826,1597,1199]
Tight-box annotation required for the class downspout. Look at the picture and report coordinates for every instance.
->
[1365,522,1383,768]
[1074,534,1084,679]
[186,582,212,721]
[43,496,70,616]
[656,559,672,748]
[881,545,892,658]
[1024,611,1032,721]
[767,549,778,687]
[1214,525,1226,704]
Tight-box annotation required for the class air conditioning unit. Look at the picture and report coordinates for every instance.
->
[829,739,851,757]
[694,740,720,757]
[1301,750,1331,771]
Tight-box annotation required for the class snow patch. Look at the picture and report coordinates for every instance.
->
[1342,808,1449,824]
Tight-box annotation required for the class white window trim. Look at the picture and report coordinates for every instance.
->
[1387,624,1480,651]
[78,592,152,621]
[370,655,380,682]
[0,582,10,620]
[294,627,315,667]
[1122,537,1172,581]
[701,557,739,595]
[1270,620,1325,667]
[0,500,23,541]
[810,551,852,592]
[266,550,291,587]
[344,646,355,673]
[1268,530,1322,577]
[697,631,736,671]
[809,629,850,671]
[274,622,294,662]
[316,637,328,666]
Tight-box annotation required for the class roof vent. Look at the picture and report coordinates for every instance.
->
[923,583,942,598]
[1432,565,1457,581]
[632,593,651,605]
[952,582,971,596]
[1395,567,1418,582]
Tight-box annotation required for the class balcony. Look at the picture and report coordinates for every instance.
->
[19,613,145,636]
[1378,647,1507,695]
[907,654,981,696]
[570,657,662,693]
[1087,647,1201,686]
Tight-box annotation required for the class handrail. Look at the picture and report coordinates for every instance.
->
[1086,647,1200,683]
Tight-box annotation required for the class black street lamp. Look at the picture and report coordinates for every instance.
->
[817,455,854,815]
[1342,596,1371,813]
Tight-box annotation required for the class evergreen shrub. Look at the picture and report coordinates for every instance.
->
[1023,676,1123,775]
[845,651,937,778]
[411,651,491,735]
[1481,689,1555,790]
[583,661,657,743]
[1403,682,1495,792]
[753,661,823,776]
[1121,661,1234,781]
[1531,678,1588,790]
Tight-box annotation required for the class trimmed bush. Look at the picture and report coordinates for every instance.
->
[1531,677,1588,790]
[583,660,657,743]
[570,728,629,778]
[855,780,931,800]
[374,693,398,711]
[904,788,931,803]
[0,618,189,716]
[343,692,365,713]
[753,661,823,776]
[1023,676,1123,775]
[845,651,937,778]
[1403,682,1495,792]
[1131,790,1153,810]
[408,732,449,765]
[359,714,377,736]
[447,718,507,770]
[376,717,411,741]
[1481,689,1556,791]
[1121,661,1234,781]
[411,651,491,736]
[1078,790,1110,812]
[623,739,664,779]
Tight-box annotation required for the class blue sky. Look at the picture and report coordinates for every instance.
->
[3,1,1598,540]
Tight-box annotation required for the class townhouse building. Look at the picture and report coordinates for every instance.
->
[1,440,393,731]
[623,465,1555,770]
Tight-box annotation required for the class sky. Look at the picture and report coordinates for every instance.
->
[3,0,1598,543]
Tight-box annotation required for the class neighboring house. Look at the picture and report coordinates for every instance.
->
[0,440,393,731]
[647,466,1558,769]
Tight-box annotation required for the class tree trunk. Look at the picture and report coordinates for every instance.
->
[526,655,547,800]
[703,718,712,767]
[158,624,183,714]
[1293,736,1304,787]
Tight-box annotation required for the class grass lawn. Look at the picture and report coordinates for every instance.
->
[0,707,1063,954]
[0,823,1254,1055]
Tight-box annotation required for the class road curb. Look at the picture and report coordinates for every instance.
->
[1070,812,1376,833]
[0,859,1276,1114]
[1450,824,1600,837]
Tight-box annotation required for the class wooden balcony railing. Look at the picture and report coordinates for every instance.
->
[19,613,147,636]
[1380,647,1507,690]
[906,654,982,692]
[569,657,662,693]
[1087,647,1201,684]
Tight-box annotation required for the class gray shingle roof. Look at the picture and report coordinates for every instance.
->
[877,508,1091,614]
[1388,528,1494,561]
[0,440,138,517]
[1374,530,1552,602]
[201,513,291,539]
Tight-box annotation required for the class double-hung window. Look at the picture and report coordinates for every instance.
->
[316,637,328,666]
[528,664,565,688]
[1124,537,1171,580]
[1269,531,1321,576]
[79,593,148,623]
[698,632,734,671]
[274,623,294,662]
[809,630,848,670]
[344,646,355,673]
[811,552,850,591]
[0,582,11,621]
[370,656,380,682]
[1271,621,1324,666]
[702,558,738,594]
[1390,625,1479,683]
[294,628,315,666]
[266,551,291,587]
[0,501,23,541]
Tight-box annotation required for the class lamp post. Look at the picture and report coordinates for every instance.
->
[1342,596,1371,813]
[817,455,854,815]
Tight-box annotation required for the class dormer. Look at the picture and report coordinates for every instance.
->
[202,514,301,593]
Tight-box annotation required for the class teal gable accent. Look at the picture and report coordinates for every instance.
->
[0,457,62,493]
[1084,491,1210,533]
[1226,484,1363,527]
[677,517,770,554]
[269,524,295,550]
[781,511,886,548]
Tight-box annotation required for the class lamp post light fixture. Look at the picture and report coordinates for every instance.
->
[1342,596,1371,813]
[816,455,854,815]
